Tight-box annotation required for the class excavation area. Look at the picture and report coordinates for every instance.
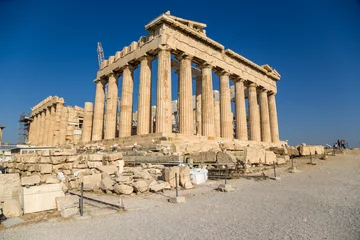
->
[1,150,359,240]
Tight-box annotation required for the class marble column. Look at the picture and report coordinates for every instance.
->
[43,108,50,145]
[200,64,215,137]
[82,102,93,143]
[219,72,233,139]
[39,111,45,145]
[119,65,134,137]
[178,55,194,135]
[59,107,68,145]
[155,47,172,134]
[248,83,261,141]
[268,93,280,143]
[260,89,271,143]
[0,126,4,146]
[195,77,202,135]
[47,105,55,146]
[214,101,220,137]
[235,79,247,140]
[28,117,34,144]
[92,79,106,141]
[34,114,41,145]
[53,102,64,146]
[137,56,153,135]
[105,73,119,139]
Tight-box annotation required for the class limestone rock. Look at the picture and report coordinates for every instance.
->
[99,178,115,192]
[40,164,53,174]
[133,170,154,181]
[104,153,123,161]
[21,175,40,186]
[244,146,265,164]
[51,156,66,164]
[133,180,149,193]
[189,150,217,163]
[216,151,237,165]
[149,182,169,192]
[162,167,179,188]
[96,165,118,175]
[55,195,79,211]
[88,154,103,161]
[82,174,101,186]
[46,176,60,184]
[264,151,277,165]
[179,166,191,187]
[114,184,133,195]
[3,200,23,218]
[115,176,131,183]
[88,161,103,168]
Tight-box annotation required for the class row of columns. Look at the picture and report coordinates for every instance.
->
[92,48,280,143]
[28,102,67,146]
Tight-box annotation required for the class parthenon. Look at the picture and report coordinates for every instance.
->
[87,11,281,145]
[26,11,282,147]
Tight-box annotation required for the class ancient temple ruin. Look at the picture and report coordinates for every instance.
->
[85,11,281,146]
[28,96,85,145]
[27,11,282,148]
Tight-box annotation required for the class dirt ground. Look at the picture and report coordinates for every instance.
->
[1,150,359,240]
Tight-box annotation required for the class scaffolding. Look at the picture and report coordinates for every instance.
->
[18,113,32,144]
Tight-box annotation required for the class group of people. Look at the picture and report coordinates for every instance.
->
[333,139,346,149]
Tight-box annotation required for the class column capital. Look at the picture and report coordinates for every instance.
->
[123,64,137,72]
[248,82,257,88]
[234,76,246,83]
[175,52,193,61]
[94,78,107,85]
[109,70,122,79]
[267,90,277,96]
[197,62,212,69]
[215,69,230,77]
[260,88,269,93]
[139,54,156,62]
[158,44,171,52]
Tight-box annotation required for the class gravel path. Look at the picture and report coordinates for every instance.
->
[1,153,359,240]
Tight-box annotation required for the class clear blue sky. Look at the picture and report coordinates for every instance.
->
[1,0,359,147]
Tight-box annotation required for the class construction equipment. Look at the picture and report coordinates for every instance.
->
[97,42,107,110]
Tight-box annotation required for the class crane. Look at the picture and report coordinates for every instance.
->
[97,42,108,109]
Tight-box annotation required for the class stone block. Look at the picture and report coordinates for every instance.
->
[123,155,183,164]
[0,174,21,204]
[149,181,169,192]
[87,161,103,168]
[162,167,179,188]
[82,174,101,187]
[96,165,118,175]
[22,183,65,214]
[299,145,325,156]
[118,160,124,174]
[24,164,39,172]
[179,166,191,187]
[3,199,23,218]
[73,160,87,169]
[67,156,78,162]
[244,146,266,164]
[63,162,73,170]
[55,195,79,211]
[132,180,149,193]
[52,164,64,173]
[27,156,39,163]
[40,157,51,163]
[40,164,53,174]
[189,150,217,163]
[217,151,237,165]
[114,184,133,195]
[264,151,277,165]
[104,153,123,161]
[46,176,60,184]
[99,178,115,192]
[41,150,50,156]
[21,175,40,186]
[88,154,103,161]
[51,156,66,164]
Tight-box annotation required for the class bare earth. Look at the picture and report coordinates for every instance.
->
[1,152,359,240]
